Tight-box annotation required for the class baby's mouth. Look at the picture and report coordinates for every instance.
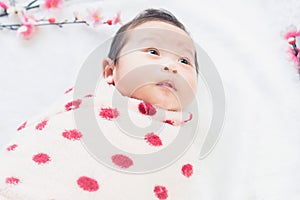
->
[156,80,177,91]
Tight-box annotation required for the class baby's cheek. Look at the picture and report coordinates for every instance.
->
[130,85,155,101]
[186,75,198,98]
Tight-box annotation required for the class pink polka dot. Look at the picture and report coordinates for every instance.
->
[163,120,174,126]
[145,133,162,146]
[84,94,93,98]
[62,129,82,141]
[181,164,193,178]
[6,144,18,151]
[65,99,82,111]
[99,107,119,120]
[183,113,193,123]
[5,177,20,185]
[154,185,168,199]
[111,154,133,168]
[32,153,51,165]
[17,121,27,131]
[64,87,73,94]
[138,102,157,116]
[35,119,48,131]
[77,176,99,192]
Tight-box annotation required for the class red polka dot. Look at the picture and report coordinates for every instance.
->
[6,144,18,151]
[138,102,157,116]
[181,164,193,178]
[77,176,99,192]
[32,153,51,165]
[62,129,82,141]
[17,121,27,131]
[145,133,162,146]
[154,185,168,199]
[35,119,48,131]
[163,120,174,126]
[64,87,73,94]
[65,99,82,111]
[99,107,119,120]
[5,177,20,185]
[111,154,133,168]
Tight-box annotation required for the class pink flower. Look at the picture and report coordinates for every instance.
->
[0,1,8,15]
[7,6,24,19]
[0,1,8,10]
[16,11,38,40]
[284,30,300,40]
[87,8,103,26]
[283,26,300,67]
[72,11,85,22]
[112,11,121,25]
[17,23,36,40]
[106,12,122,26]
[73,11,80,20]
[287,47,300,66]
[44,0,63,9]
[18,9,38,24]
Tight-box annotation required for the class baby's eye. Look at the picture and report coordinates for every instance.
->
[147,48,160,56]
[178,57,191,65]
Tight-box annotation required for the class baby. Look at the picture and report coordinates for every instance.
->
[0,8,203,200]
[102,8,198,112]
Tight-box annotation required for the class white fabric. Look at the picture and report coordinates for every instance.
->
[0,82,206,199]
[0,0,300,199]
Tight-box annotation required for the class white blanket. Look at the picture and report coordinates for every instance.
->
[1,0,300,199]
[0,81,209,199]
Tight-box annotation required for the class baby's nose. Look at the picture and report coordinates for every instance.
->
[162,66,178,74]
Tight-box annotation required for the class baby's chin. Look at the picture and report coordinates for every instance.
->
[152,101,181,112]
[129,85,183,112]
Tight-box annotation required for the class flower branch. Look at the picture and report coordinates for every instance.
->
[284,27,300,74]
[0,0,40,17]
[0,0,122,39]
[0,19,89,30]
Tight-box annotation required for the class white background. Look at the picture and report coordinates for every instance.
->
[1,0,300,199]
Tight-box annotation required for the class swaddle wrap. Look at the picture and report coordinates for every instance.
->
[0,81,206,200]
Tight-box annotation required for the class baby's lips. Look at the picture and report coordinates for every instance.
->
[156,80,177,91]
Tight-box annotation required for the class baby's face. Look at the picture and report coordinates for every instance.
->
[105,21,197,111]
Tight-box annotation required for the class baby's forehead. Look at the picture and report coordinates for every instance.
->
[123,26,195,58]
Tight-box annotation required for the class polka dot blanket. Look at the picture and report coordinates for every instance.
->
[0,81,205,200]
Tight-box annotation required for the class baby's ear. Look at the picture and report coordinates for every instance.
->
[102,58,114,78]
